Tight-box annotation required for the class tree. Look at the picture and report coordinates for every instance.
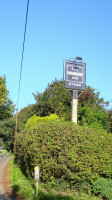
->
[0,138,4,147]
[33,79,71,121]
[33,79,110,131]
[108,109,112,133]
[0,75,14,120]
[78,86,109,109]
[0,117,15,152]
[0,75,14,151]
[17,104,38,131]
[78,86,110,131]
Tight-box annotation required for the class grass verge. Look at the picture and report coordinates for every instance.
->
[0,149,8,156]
[9,159,101,200]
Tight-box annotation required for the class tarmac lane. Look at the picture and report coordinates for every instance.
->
[0,156,15,200]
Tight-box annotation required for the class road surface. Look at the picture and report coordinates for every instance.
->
[0,156,15,200]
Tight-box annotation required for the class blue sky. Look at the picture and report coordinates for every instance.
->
[0,0,112,111]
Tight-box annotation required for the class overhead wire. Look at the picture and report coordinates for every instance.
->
[16,0,30,110]
[15,0,30,141]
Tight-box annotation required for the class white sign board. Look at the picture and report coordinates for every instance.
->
[34,166,40,181]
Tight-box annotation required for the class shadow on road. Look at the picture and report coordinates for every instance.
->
[0,193,16,200]
[0,156,20,199]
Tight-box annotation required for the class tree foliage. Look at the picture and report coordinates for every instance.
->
[78,86,109,108]
[33,79,71,121]
[17,104,38,131]
[33,79,110,132]
[78,86,110,131]
[0,75,15,151]
[0,75,14,120]
[0,117,15,152]
[0,138,4,147]
[0,104,38,152]
[108,109,112,133]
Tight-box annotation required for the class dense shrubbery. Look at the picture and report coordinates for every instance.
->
[93,177,112,200]
[15,120,112,187]
[25,114,64,129]
[78,104,110,131]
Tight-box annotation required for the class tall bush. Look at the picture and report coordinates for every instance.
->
[93,177,112,200]
[25,113,63,129]
[15,121,112,185]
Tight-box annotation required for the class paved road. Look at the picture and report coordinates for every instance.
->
[0,156,15,200]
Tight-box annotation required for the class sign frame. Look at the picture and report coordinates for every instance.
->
[64,60,86,91]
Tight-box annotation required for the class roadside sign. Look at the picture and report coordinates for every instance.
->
[34,166,40,198]
[34,166,40,181]
[65,60,86,90]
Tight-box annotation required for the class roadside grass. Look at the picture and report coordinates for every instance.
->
[9,159,35,199]
[0,149,13,156]
[0,149,7,156]
[9,159,101,200]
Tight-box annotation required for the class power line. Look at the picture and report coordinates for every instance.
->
[15,0,30,144]
[16,0,30,109]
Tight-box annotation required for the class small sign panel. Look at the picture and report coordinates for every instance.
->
[34,166,40,181]
[65,61,86,90]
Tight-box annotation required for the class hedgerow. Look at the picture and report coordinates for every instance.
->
[93,177,112,200]
[15,121,112,187]
[25,113,64,129]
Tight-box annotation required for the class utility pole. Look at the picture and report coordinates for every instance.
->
[15,109,18,141]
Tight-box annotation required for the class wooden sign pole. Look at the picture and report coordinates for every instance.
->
[34,166,40,199]
[71,90,78,124]
[36,181,38,198]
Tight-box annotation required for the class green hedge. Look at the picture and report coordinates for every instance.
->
[25,114,64,129]
[93,177,112,200]
[15,121,112,185]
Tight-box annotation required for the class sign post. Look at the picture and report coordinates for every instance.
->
[64,58,86,124]
[34,166,40,198]
[71,90,78,123]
